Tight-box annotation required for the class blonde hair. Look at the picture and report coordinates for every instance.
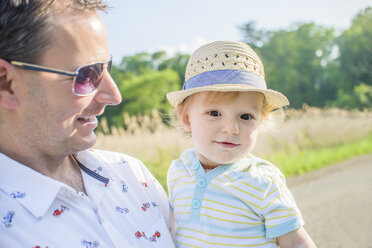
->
[175,91,285,136]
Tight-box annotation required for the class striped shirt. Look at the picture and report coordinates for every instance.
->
[167,149,304,248]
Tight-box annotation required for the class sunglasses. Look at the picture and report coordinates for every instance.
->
[9,57,112,96]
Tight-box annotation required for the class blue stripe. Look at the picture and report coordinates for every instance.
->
[73,156,109,185]
[266,218,303,238]
[177,219,266,233]
[182,69,267,90]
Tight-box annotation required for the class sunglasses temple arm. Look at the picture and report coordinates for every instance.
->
[11,61,77,77]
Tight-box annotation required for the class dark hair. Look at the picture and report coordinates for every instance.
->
[0,0,107,63]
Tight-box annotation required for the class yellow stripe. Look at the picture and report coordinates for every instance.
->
[224,176,286,201]
[170,180,196,191]
[169,169,189,177]
[203,198,259,217]
[175,211,191,215]
[224,174,234,182]
[174,204,191,208]
[210,183,262,210]
[176,240,202,248]
[265,185,278,198]
[213,178,292,211]
[225,172,279,194]
[254,172,285,181]
[202,206,257,221]
[262,190,289,210]
[176,233,276,247]
[265,179,285,198]
[200,213,263,225]
[168,174,192,183]
[177,227,265,239]
[269,207,295,213]
[216,178,264,200]
[174,196,193,202]
[240,181,265,193]
[172,158,191,167]
[265,212,299,220]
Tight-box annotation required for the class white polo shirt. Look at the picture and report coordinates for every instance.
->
[0,149,175,248]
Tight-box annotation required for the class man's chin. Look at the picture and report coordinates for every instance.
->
[74,133,97,152]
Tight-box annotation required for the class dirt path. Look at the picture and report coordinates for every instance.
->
[287,154,372,248]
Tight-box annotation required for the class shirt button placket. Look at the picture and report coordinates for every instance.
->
[191,162,199,170]
[192,199,201,209]
[197,178,207,188]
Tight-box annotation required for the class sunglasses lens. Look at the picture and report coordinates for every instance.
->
[74,63,104,95]
[107,59,112,73]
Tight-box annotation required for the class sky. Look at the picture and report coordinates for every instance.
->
[101,0,372,64]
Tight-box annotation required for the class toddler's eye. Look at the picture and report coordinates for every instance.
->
[241,114,253,120]
[208,111,221,117]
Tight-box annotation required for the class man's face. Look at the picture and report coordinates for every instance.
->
[15,9,122,157]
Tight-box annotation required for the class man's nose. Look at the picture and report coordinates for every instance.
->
[94,70,122,106]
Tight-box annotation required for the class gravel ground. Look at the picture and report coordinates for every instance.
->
[287,154,372,248]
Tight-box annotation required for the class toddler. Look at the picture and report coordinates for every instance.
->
[166,41,316,248]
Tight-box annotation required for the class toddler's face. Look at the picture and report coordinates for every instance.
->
[182,91,263,168]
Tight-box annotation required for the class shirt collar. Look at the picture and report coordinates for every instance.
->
[73,154,109,185]
[73,149,112,206]
[0,152,62,219]
[0,150,111,219]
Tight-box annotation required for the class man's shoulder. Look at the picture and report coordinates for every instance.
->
[76,149,147,174]
[82,149,141,162]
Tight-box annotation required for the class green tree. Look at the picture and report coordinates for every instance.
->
[257,23,335,108]
[119,52,154,74]
[330,83,372,109]
[121,69,180,116]
[239,21,270,49]
[324,7,372,109]
[338,7,372,88]
[99,64,135,129]
[101,69,180,129]
[158,53,189,87]
[117,51,188,88]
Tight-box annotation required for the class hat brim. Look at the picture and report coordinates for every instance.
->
[166,84,289,108]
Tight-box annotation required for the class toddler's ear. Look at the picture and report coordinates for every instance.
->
[178,106,191,132]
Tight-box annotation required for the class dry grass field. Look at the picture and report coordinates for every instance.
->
[95,106,372,188]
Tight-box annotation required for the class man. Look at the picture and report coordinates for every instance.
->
[0,1,174,247]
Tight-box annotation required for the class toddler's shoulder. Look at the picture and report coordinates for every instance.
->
[232,156,285,190]
[247,156,284,178]
[168,148,195,173]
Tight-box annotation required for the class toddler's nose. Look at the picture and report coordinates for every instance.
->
[222,120,239,135]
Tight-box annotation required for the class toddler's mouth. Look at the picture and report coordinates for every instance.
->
[215,141,239,148]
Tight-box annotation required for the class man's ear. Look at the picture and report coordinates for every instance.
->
[178,106,191,132]
[0,59,19,109]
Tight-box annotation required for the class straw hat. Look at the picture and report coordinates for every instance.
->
[166,41,289,108]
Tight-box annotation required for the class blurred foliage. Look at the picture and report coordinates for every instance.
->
[244,6,372,109]
[101,7,372,131]
[331,83,372,109]
[100,52,188,130]
[255,23,335,108]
